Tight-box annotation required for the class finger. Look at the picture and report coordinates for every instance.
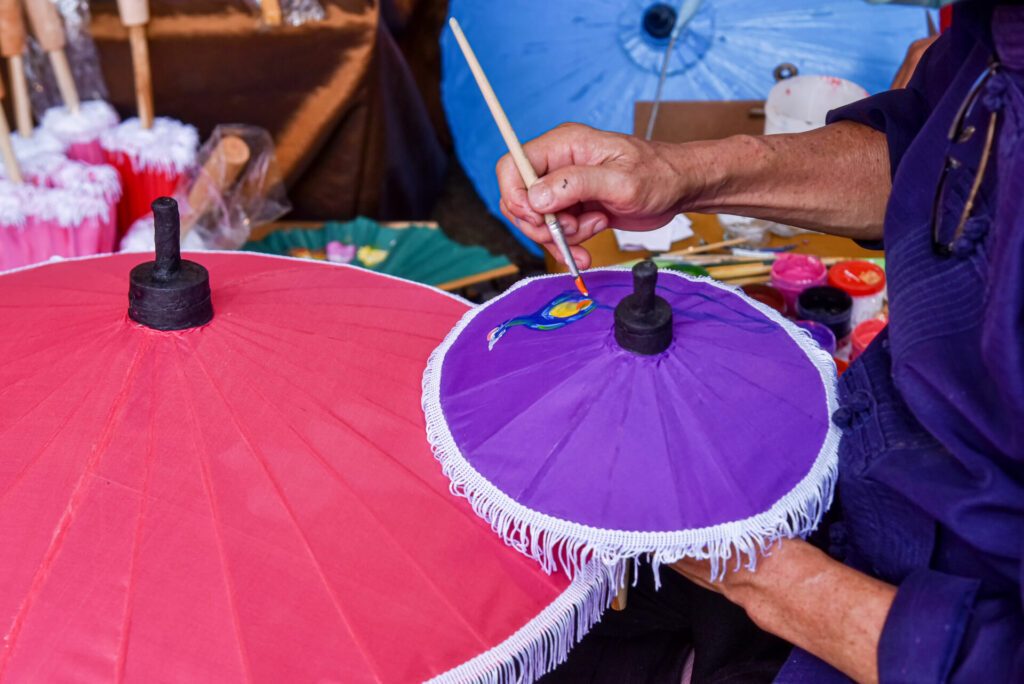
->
[528,165,629,215]
[544,242,593,271]
[501,199,553,245]
[518,123,598,178]
[497,154,543,226]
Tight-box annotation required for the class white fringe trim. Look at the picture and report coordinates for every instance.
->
[428,560,622,684]
[422,267,841,583]
[99,117,199,173]
[40,100,119,144]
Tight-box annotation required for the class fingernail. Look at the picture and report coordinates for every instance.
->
[529,184,553,211]
[563,223,577,236]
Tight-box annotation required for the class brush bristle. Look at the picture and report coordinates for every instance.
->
[574,276,589,297]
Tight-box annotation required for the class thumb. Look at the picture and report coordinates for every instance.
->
[527,166,619,214]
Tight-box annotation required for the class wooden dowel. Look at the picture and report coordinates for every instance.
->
[117,0,153,127]
[0,105,23,183]
[9,56,31,136]
[662,236,749,258]
[262,0,282,27]
[23,0,79,113]
[181,135,251,237]
[0,0,32,136]
[706,263,772,280]
[127,25,153,128]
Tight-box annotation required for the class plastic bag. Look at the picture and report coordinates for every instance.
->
[120,124,291,252]
[242,0,325,27]
[24,0,108,118]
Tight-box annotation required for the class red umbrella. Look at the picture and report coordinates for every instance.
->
[0,199,612,683]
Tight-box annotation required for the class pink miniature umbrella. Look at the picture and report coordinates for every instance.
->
[24,0,118,164]
[0,199,614,683]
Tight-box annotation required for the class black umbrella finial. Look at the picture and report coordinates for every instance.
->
[128,197,214,331]
[614,259,673,355]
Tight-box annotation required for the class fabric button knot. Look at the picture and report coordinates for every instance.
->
[982,74,1008,112]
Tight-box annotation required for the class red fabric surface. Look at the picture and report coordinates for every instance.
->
[0,253,569,682]
[102,152,186,239]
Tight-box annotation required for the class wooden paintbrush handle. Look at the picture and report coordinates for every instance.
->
[181,135,251,237]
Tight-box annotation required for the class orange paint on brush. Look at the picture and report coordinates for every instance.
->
[574,276,589,297]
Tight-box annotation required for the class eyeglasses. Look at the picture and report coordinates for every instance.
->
[930,60,1001,256]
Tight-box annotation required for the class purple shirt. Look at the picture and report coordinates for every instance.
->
[777,3,1024,682]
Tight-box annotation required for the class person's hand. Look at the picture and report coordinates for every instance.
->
[497,123,706,268]
[890,35,939,90]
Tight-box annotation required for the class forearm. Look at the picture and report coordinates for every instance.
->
[678,121,891,241]
[721,541,896,684]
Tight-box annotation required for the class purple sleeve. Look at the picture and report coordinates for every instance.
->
[879,569,1024,683]
[826,32,954,178]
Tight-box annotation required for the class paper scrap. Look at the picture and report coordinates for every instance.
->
[613,214,693,252]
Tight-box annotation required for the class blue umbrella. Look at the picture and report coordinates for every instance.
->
[442,0,928,253]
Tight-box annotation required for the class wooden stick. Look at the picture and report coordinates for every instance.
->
[117,0,153,128]
[720,275,771,287]
[127,26,153,128]
[9,56,31,136]
[0,0,32,136]
[0,72,23,182]
[662,236,749,258]
[435,264,520,292]
[706,263,772,280]
[262,0,282,27]
[23,0,79,113]
[181,135,251,237]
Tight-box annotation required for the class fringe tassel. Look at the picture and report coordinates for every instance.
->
[428,560,624,684]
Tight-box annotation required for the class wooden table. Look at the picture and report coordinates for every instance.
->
[546,213,880,272]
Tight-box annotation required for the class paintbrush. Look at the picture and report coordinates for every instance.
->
[448,17,589,297]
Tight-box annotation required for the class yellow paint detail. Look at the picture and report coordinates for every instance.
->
[549,300,592,318]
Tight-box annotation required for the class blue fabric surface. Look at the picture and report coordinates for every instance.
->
[778,2,1024,682]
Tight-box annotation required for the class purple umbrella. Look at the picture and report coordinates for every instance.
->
[423,263,840,581]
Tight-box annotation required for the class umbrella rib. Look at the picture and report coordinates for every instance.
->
[113,360,160,684]
[174,344,259,684]
[0,338,148,678]
[187,346,389,684]
[258,388,496,650]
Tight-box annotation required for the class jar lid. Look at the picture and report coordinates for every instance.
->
[852,318,887,353]
[770,253,826,286]
[828,260,885,296]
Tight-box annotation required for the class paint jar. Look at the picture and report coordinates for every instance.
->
[741,283,786,316]
[796,286,853,342]
[764,75,868,135]
[794,319,837,356]
[828,261,886,327]
[851,318,887,360]
[770,254,827,315]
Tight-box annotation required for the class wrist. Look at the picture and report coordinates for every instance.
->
[665,134,767,214]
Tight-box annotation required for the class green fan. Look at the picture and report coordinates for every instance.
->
[244,218,516,290]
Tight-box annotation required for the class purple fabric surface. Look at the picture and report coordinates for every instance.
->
[438,270,831,532]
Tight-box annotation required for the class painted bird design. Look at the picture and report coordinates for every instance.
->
[487,291,598,350]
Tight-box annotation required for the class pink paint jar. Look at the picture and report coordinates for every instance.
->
[770,254,827,315]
